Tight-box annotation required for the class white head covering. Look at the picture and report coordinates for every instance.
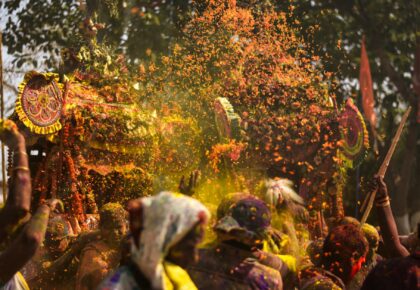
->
[264,178,304,207]
[130,191,210,289]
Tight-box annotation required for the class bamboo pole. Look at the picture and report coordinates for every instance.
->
[0,32,7,202]
[360,106,412,224]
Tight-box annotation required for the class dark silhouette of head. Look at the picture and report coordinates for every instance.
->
[321,224,368,284]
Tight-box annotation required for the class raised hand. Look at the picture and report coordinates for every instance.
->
[374,175,389,202]
[178,170,200,196]
[0,119,23,149]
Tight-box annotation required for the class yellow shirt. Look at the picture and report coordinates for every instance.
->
[163,261,198,290]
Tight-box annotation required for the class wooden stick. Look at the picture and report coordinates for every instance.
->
[0,32,7,202]
[360,106,412,224]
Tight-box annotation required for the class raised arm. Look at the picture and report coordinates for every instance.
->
[178,170,200,196]
[374,176,409,258]
[0,120,31,240]
[0,203,50,284]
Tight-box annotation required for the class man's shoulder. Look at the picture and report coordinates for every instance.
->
[374,252,420,272]
[361,253,420,290]
[299,266,344,290]
[195,244,284,269]
[189,246,283,290]
[81,240,109,255]
[365,255,420,284]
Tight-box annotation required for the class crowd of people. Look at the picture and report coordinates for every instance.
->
[0,119,419,290]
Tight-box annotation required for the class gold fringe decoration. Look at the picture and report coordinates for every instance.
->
[16,71,64,135]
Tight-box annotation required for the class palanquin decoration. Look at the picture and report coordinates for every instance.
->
[11,70,200,228]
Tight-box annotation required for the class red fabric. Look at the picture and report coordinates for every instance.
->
[351,256,366,280]
[359,38,377,128]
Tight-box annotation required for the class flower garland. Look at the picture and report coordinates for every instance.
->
[207,140,246,172]
[64,150,85,222]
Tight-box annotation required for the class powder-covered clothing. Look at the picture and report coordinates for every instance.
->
[98,264,142,290]
[100,261,197,290]
[188,242,284,290]
[76,240,120,290]
[298,266,345,290]
[0,273,29,290]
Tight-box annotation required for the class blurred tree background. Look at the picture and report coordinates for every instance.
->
[1,0,419,232]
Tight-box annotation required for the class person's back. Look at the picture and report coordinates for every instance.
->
[189,196,285,290]
[361,251,419,290]
[76,240,121,290]
[361,227,420,290]
[189,241,283,290]
[298,265,345,290]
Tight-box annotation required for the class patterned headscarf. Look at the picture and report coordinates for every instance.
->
[131,191,210,289]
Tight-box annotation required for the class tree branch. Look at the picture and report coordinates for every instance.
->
[376,48,415,104]
[3,81,18,95]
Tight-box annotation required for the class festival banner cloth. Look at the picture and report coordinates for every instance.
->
[359,38,377,129]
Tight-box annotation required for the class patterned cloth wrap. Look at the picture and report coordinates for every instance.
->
[215,196,271,243]
[0,272,29,290]
[100,191,210,290]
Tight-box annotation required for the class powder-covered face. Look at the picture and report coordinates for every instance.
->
[100,203,128,244]
[102,218,127,244]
